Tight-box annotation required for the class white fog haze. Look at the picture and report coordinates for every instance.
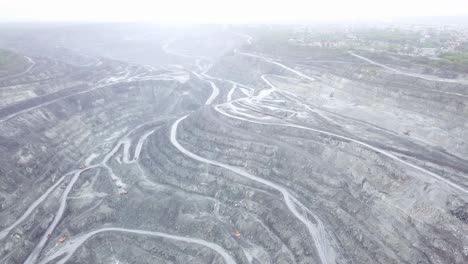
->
[1,0,468,23]
[0,0,467,264]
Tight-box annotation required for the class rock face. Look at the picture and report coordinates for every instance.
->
[0,24,467,264]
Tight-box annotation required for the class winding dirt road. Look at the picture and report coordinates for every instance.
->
[170,115,337,264]
[0,56,36,81]
[37,227,236,264]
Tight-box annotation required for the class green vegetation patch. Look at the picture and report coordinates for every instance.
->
[253,28,294,48]
[0,49,18,66]
[440,52,468,67]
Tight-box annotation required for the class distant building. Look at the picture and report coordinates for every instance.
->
[420,48,437,57]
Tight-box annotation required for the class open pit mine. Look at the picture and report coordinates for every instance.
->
[0,24,467,264]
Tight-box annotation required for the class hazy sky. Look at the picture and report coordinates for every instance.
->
[2,0,468,23]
